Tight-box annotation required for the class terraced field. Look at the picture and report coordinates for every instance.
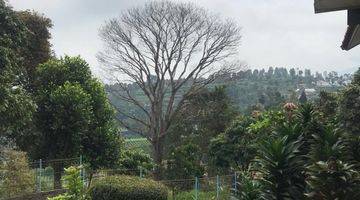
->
[125,137,152,154]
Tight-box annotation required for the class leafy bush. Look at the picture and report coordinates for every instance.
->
[119,148,154,176]
[0,150,35,199]
[165,141,204,181]
[209,116,257,172]
[89,175,168,200]
[48,166,86,200]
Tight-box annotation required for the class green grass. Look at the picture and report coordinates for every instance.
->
[169,189,231,200]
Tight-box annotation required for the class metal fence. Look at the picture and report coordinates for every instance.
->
[0,157,80,199]
[163,174,237,200]
[1,156,239,200]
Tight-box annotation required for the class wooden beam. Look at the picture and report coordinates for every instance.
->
[315,0,360,13]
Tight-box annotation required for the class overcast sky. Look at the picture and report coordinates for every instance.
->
[8,0,360,77]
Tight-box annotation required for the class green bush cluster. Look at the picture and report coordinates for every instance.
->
[89,176,168,200]
[0,150,35,199]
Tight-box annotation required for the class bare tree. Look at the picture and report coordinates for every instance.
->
[98,0,241,178]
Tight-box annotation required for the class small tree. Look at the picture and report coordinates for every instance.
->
[34,56,122,188]
[99,0,241,178]
[0,149,35,199]
[48,166,86,200]
[298,90,307,104]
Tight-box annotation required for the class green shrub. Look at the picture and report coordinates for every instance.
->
[89,175,168,200]
[48,166,86,200]
[0,150,35,199]
[119,148,154,176]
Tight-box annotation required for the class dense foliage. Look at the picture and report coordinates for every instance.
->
[207,68,360,199]
[0,0,35,146]
[32,56,121,188]
[107,67,351,123]
[119,148,154,176]
[0,150,35,198]
[89,176,168,200]
[163,86,234,178]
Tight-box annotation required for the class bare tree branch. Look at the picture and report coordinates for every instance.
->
[98,0,242,175]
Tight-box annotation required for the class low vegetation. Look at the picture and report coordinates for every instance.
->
[89,176,168,200]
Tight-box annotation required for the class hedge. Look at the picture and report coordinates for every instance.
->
[89,175,168,200]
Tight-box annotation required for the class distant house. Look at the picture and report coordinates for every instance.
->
[316,80,330,87]
[314,0,360,50]
[296,88,316,94]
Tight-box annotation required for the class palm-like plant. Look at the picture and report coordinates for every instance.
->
[343,134,360,170]
[296,103,317,126]
[308,125,344,163]
[235,170,262,200]
[306,159,360,199]
[256,136,305,200]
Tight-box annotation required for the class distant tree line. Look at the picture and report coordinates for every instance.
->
[106,66,352,123]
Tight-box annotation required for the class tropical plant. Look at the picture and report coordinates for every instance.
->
[256,136,305,200]
[235,171,262,200]
[338,83,360,136]
[308,126,344,163]
[306,159,360,199]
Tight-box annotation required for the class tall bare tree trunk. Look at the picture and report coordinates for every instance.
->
[153,138,164,180]
[98,1,241,182]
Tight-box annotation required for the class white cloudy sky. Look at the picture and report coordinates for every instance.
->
[8,0,360,76]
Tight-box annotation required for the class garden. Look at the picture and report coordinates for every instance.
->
[1,0,360,199]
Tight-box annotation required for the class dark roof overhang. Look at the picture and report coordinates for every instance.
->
[314,0,360,13]
[314,1,360,50]
[342,9,360,50]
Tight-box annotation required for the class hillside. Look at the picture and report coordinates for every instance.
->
[106,67,353,133]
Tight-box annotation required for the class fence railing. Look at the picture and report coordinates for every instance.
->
[1,157,240,200]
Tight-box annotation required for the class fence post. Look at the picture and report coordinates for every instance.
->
[80,155,85,185]
[216,175,220,200]
[38,159,42,192]
[139,166,143,178]
[195,177,199,200]
[234,172,237,193]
